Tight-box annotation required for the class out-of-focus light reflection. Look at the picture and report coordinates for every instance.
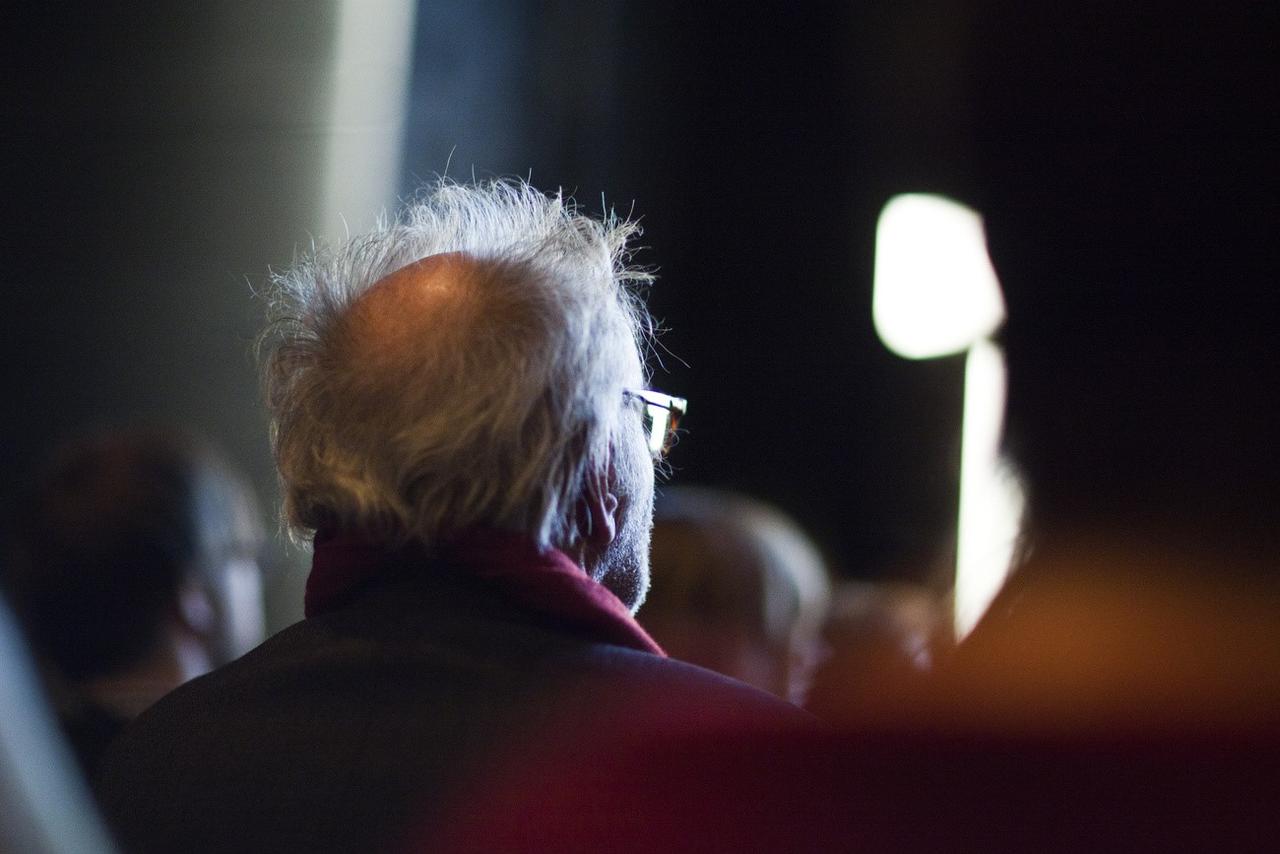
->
[955,340,1024,639]
[321,0,417,242]
[871,193,1022,639]
[872,194,1006,359]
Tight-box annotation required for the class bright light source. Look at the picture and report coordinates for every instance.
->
[870,193,1020,636]
[954,340,1024,639]
[873,194,1005,360]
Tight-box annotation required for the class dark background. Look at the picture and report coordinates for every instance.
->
[402,0,977,583]
[6,2,1271,625]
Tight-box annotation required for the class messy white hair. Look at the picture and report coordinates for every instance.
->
[260,179,653,550]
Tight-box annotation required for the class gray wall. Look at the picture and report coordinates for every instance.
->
[3,1,413,631]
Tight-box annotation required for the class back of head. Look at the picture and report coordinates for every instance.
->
[643,487,831,702]
[3,430,261,681]
[969,2,1279,561]
[261,180,654,557]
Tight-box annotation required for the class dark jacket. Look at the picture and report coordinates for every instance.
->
[97,535,810,853]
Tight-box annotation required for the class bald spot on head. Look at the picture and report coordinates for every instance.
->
[338,252,483,372]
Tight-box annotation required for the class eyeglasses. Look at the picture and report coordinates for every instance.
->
[623,388,687,459]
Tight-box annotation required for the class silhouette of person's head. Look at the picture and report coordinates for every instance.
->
[919,4,1280,733]
[969,1,1278,564]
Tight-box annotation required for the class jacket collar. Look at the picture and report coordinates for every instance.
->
[306,528,665,657]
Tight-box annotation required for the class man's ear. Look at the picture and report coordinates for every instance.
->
[580,466,620,555]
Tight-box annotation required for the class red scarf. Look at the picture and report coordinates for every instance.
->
[305,528,664,657]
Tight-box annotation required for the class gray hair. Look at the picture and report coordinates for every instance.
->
[260,180,654,550]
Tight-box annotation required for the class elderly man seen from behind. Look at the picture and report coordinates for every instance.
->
[98,181,809,854]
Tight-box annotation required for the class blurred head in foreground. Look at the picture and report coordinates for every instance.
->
[971,0,1279,566]
[936,1,1280,730]
[642,487,831,704]
[2,429,264,770]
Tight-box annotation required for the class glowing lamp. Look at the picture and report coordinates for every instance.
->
[872,194,1005,360]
